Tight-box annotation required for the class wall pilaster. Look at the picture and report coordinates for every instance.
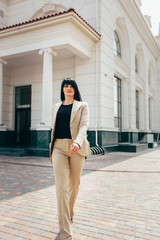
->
[0,58,7,130]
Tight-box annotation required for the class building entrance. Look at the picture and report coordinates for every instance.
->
[15,85,31,146]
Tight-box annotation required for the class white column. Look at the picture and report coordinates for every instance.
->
[37,48,57,129]
[0,58,7,130]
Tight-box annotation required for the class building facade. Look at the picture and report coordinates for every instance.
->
[0,0,160,156]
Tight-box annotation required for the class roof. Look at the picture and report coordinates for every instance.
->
[0,8,101,37]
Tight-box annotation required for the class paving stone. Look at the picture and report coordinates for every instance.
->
[0,233,10,239]
[151,231,160,237]
[1,148,160,239]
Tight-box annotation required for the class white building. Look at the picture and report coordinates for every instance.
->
[0,0,160,156]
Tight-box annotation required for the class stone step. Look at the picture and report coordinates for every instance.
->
[104,145,118,152]
[0,147,27,157]
[148,142,160,148]
[118,143,148,152]
[27,148,49,157]
[0,147,50,157]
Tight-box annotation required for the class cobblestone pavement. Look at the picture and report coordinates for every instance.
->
[0,147,160,240]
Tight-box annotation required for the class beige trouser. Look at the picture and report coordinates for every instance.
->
[52,139,85,240]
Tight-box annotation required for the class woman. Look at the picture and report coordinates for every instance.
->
[50,78,91,240]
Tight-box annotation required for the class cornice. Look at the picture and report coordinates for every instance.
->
[0,9,101,42]
[148,85,155,97]
[119,0,160,58]
[136,74,145,90]
[114,55,130,75]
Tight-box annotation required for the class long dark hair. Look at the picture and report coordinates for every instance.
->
[61,78,82,101]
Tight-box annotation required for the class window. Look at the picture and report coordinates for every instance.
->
[15,85,31,145]
[135,56,139,74]
[114,31,121,58]
[136,90,139,129]
[16,86,31,109]
[114,76,122,129]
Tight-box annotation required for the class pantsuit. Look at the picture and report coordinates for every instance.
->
[50,100,91,240]
[52,139,84,240]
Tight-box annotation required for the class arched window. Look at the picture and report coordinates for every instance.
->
[135,56,139,74]
[114,31,121,58]
[135,43,145,79]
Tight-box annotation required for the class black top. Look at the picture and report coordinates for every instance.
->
[54,103,73,139]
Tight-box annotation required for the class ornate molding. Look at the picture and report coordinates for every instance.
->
[116,17,125,28]
[136,42,142,51]
[0,58,7,65]
[39,48,57,56]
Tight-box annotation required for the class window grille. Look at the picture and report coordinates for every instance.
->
[114,76,122,129]
[114,31,121,58]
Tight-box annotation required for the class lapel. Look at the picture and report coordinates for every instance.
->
[70,100,82,124]
[52,102,62,130]
[52,100,82,130]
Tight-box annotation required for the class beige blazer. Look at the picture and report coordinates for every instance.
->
[50,100,91,157]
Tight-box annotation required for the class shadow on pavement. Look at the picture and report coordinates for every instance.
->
[0,148,154,201]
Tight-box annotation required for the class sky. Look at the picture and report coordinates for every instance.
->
[140,0,160,36]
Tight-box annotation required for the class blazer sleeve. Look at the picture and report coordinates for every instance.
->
[73,102,89,147]
[50,104,55,141]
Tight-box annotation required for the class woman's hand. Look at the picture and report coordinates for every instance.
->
[69,142,80,155]
[50,155,53,164]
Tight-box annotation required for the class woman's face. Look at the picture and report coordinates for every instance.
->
[63,84,75,98]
